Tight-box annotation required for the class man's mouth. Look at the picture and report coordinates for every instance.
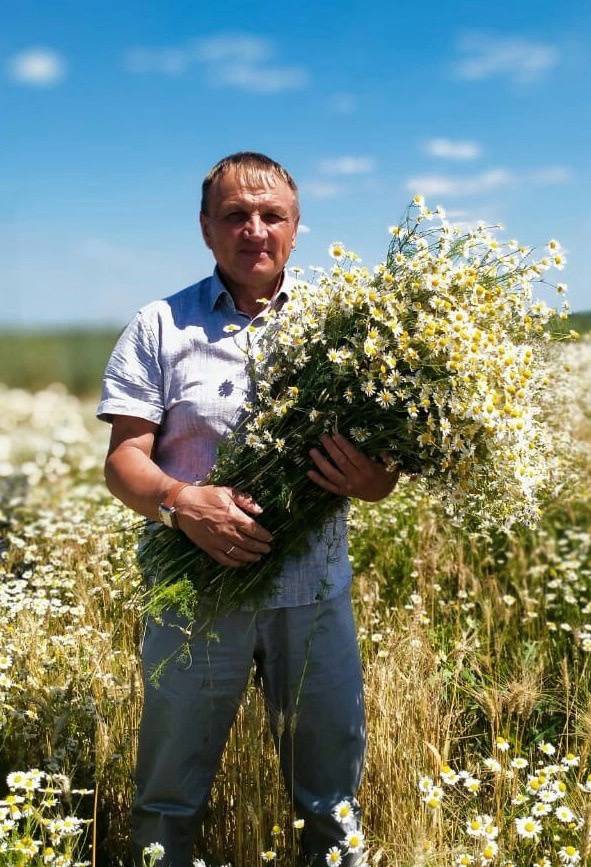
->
[239,249,269,257]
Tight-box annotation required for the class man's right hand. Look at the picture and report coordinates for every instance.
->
[104,416,272,570]
[174,484,273,567]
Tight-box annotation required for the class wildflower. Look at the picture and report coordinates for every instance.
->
[511,757,528,770]
[463,775,481,793]
[222,323,241,334]
[418,776,434,794]
[562,753,579,768]
[325,847,342,866]
[329,243,345,259]
[531,802,552,817]
[14,837,41,856]
[441,764,460,785]
[261,852,277,862]
[559,847,581,864]
[344,830,364,853]
[271,824,281,836]
[495,737,510,752]
[555,806,575,823]
[483,758,502,773]
[423,786,444,809]
[515,816,542,839]
[539,742,556,756]
[467,816,487,838]
[293,818,305,829]
[481,840,498,862]
[455,855,475,866]
[6,771,28,789]
[193,860,207,867]
[332,800,356,826]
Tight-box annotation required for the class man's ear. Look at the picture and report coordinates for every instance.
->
[199,212,212,250]
[292,214,300,248]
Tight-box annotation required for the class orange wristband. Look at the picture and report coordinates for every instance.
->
[161,480,192,510]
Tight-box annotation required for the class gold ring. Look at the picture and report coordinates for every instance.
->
[225,545,236,556]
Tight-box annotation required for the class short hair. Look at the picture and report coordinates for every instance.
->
[200,151,299,216]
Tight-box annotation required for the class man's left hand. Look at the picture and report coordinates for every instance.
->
[308,432,400,502]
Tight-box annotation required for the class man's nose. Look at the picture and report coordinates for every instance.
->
[242,214,266,240]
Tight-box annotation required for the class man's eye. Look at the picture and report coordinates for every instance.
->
[263,213,285,224]
[224,212,246,223]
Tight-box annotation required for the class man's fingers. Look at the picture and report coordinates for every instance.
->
[332,432,367,470]
[213,544,262,566]
[230,488,264,515]
[307,469,343,496]
[319,434,355,473]
[231,509,273,544]
[309,447,348,487]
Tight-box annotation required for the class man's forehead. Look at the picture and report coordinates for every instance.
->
[210,169,296,208]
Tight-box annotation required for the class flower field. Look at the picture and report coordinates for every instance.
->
[1,335,591,866]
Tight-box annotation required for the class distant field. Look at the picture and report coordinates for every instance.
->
[0,328,120,394]
[1,311,590,395]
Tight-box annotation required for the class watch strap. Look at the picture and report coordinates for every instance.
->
[161,480,191,510]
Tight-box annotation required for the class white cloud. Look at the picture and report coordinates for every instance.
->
[195,34,269,65]
[424,138,482,160]
[216,62,307,93]
[297,223,311,234]
[454,33,560,84]
[318,156,375,175]
[125,33,309,93]
[406,165,572,198]
[6,48,66,86]
[301,181,342,199]
[407,169,511,197]
[529,166,572,185]
[329,92,357,114]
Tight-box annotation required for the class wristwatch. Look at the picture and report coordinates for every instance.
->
[158,480,191,529]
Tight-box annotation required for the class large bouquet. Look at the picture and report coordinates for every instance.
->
[142,198,570,619]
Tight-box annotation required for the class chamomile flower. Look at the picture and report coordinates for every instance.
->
[555,805,575,824]
[559,846,581,864]
[343,830,364,854]
[481,840,498,862]
[332,800,355,826]
[325,847,342,866]
[329,242,345,259]
[515,816,542,839]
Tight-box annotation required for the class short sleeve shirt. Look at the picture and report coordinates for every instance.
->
[97,269,352,607]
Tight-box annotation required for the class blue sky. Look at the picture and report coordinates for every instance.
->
[2,0,590,326]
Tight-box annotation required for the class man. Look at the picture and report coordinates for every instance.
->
[97,152,398,866]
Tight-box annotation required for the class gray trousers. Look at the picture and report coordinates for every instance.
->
[131,588,366,867]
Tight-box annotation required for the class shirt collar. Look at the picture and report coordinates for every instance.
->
[208,266,294,313]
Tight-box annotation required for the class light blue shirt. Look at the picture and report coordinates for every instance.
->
[97,268,352,607]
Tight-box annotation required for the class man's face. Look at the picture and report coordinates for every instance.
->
[200,168,299,293]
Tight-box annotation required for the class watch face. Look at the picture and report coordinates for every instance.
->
[159,505,175,528]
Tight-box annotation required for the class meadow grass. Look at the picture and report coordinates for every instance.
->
[0,337,590,865]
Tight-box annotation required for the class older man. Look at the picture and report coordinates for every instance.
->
[97,152,397,866]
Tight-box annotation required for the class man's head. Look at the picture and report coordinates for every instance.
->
[200,152,300,295]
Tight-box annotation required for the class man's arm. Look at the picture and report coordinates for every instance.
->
[105,415,273,567]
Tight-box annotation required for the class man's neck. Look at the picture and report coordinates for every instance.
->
[217,267,284,319]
